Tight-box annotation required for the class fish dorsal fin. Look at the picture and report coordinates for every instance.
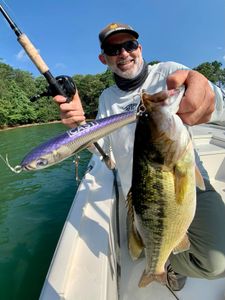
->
[195,165,206,190]
[173,233,190,254]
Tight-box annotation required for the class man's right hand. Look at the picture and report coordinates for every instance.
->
[54,91,86,128]
[167,70,215,125]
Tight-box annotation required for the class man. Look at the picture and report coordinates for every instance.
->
[54,23,225,291]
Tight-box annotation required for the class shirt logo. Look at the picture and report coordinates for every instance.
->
[123,103,139,112]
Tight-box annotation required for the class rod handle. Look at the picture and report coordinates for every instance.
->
[18,33,49,74]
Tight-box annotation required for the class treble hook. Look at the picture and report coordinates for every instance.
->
[136,90,147,117]
[73,154,80,182]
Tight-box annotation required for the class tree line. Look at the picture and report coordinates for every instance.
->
[0,60,224,128]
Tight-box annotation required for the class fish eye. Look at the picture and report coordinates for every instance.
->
[36,158,48,168]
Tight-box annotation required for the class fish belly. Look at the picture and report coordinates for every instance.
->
[127,92,197,287]
[133,160,195,287]
[129,116,196,287]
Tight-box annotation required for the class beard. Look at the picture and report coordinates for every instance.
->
[105,56,144,79]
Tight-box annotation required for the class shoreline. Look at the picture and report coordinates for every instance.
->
[0,120,62,131]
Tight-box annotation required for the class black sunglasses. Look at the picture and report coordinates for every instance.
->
[103,40,139,56]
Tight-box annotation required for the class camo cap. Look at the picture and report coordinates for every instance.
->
[99,23,139,48]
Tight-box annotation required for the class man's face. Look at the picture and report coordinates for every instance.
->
[99,33,143,79]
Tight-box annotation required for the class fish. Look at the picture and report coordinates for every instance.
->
[127,88,205,288]
[2,110,137,173]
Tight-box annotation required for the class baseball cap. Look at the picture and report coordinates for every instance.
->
[99,23,139,48]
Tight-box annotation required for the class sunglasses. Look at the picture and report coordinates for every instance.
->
[103,40,139,56]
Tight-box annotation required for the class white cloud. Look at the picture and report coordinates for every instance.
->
[55,62,66,69]
[16,48,41,62]
[16,49,28,61]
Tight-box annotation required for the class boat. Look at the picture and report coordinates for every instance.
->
[39,123,225,300]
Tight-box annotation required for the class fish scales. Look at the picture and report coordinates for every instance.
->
[127,89,200,288]
[131,115,169,275]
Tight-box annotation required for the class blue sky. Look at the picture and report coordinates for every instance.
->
[0,0,224,77]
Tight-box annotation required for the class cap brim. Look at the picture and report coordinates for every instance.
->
[101,29,139,48]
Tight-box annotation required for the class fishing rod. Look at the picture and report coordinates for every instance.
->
[0,4,75,102]
[0,4,115,169]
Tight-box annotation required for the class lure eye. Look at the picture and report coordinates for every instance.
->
[36,158,48,168]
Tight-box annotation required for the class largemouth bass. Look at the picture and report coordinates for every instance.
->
[127,88,205,288]
[2,111,137,173]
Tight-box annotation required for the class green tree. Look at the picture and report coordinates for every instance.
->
[99,68,114,88]
[32,76,60,122]
[1,80,36,126]
[0,63,14,98]
[194,61,225,88]
[148,60,161,65]
[1,59,224,128]
[12,69,36,97]
[74,69,114,118]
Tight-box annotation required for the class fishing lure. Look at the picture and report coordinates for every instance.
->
[0,111,137,173]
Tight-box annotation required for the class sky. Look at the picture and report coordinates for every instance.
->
[0,0,224,78]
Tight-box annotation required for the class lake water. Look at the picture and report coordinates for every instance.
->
[0,123,91,300]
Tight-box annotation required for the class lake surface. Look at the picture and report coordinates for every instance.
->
[0,123,91,300]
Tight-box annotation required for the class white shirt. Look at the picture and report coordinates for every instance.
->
[95,61,225,197]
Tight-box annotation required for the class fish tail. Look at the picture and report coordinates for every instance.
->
[0,154,22,173]
[138,270,167,288]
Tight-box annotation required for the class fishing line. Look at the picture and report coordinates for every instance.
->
[0,154,22,173]
[166,284,180,300]
[112,167,121,297]
[1,0,12,12]
[1,0,16,19]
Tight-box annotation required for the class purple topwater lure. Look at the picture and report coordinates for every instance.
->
[2,111,137,173]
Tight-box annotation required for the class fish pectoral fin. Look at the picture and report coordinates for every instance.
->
[173,233,190,254]
[195,165,206,190]
[126,191,144,260]
[174,164,189,204]
[138,271,167,288]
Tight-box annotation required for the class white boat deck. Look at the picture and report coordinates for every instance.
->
[119,123,225,300]
[40,124,225,300]
[119,189,225,300]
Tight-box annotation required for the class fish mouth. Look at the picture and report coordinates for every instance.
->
[22,159,48,171]
[23,165,36,171]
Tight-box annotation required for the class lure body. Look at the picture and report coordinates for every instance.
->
[9,111,137,172]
